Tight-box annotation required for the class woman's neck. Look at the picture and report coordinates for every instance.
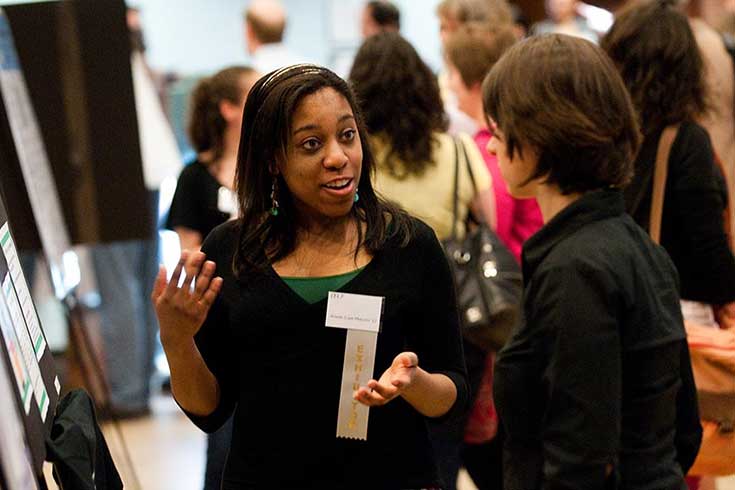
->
[534,184,582,224]
[205,127,241,189]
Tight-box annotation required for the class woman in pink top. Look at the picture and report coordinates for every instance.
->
[444,23,543,490]
[475,129,543,261]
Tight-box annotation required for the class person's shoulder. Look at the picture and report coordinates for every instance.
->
[541,214,634,274]
[178,159,209,181]
[672,121,714,166]
[201,219,239,258]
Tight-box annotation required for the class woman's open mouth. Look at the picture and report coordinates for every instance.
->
[321,178,354,196]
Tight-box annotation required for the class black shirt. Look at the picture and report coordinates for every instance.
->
[494,189,701,490]
[185,218,468,490]
[625,121,735,304]
[165,160,232,238]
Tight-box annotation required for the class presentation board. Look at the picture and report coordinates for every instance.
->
[0,306,39,490]
[0,192,59,474]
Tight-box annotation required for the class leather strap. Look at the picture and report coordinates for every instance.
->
[649,125,680,244]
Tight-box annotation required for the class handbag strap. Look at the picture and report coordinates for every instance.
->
[649,125,680,244]
[450,137,461,240]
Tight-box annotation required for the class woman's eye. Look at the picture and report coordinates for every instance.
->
[342,129,356,141]
[302,138,321,151]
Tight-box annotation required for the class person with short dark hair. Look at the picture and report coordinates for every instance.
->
[361,1,400,38]
[243,0,306,74]
[487,34,701,489]
[153,64,468,489]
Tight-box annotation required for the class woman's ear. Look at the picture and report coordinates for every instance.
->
[219,100,240,124]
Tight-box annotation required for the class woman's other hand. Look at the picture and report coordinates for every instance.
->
[152,250,223,348]
[354,352,418,406]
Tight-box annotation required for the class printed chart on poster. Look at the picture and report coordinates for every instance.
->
[0,197,59,473]
[0,314,39,490]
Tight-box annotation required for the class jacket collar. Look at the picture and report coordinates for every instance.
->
[521,188,626,280]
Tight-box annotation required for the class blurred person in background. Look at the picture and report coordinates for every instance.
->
[681,0,735,244]
[243,0,306,74]
[165,65,259,490]
[443,22,542,490]
[531,0,598,42]
[603,0,735,321]
[91,5,181,419]
[361,0,401,38]
[487,33,701,490]
[435,0,515,136]
[350,32,495,490]
[604,7,735,485]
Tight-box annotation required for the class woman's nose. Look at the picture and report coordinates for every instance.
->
[323,139,348,169]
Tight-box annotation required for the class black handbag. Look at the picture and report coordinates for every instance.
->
[442,137,523,352]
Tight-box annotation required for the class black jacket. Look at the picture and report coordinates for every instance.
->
[625,121,735,304]
[494,189,701,490]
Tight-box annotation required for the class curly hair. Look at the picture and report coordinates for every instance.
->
[601,0,708,135]
[349,33,448,177]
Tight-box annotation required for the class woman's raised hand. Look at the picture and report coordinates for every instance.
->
[152,250,223,348]
[354,352,418,407]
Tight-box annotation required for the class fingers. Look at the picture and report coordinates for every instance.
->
[354,385,388,406]
[198,277,223,310]
[151,265,167,303]
[165,251,189,296]
[354,379,398,406]
[180,252,206,292]
[193,261,217,300]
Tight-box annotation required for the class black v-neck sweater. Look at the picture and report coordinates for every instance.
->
[183,218,468,490]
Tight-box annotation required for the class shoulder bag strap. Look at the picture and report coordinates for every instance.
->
[649,125,680,245]
[449,137,460,241]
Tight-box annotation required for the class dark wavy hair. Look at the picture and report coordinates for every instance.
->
[233,64,413,277]
[188,66,256,161]
[601,0,708,135]
[483,34,641,194]
[349,33,448,177]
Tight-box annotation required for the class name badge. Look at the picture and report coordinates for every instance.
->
[326,291,384,441]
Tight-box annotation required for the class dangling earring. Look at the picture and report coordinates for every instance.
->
[354,187,359,203]
[270,178,280,216]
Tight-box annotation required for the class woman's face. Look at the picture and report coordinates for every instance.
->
[277,87,363,222]
[439,13,459,46]
[487,122,539,199]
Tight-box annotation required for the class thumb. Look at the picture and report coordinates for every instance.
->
[395,352,418,369]
[151,265,167,302]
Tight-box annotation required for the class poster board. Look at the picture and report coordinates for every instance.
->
[0,307,38,490]
[3,0,153,248]
[0,8,71,298]
[0,193,59,474]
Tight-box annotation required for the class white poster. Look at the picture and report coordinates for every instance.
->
[0,223,45,360]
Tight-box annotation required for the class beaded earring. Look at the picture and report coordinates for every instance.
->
[354,188,359,203]
[270,178,280,216]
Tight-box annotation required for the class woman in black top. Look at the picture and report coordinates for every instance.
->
[601,0,735,310]
[152,65,468,489]
[484,35,701,489]
[167,66,259,251]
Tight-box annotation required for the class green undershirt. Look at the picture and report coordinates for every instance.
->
[282,267,365,304]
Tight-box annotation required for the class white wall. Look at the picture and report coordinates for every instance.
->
[129,0,443,76]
